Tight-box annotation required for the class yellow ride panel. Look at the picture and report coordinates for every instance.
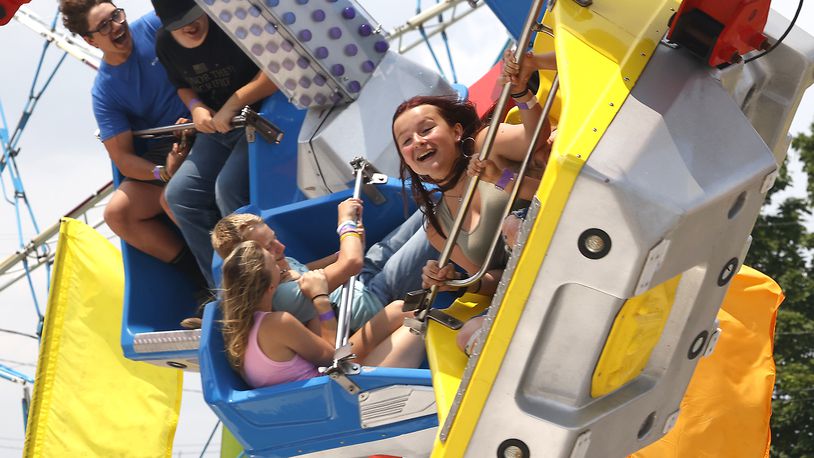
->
[591,275,681,398]
[425,294,490,428]
[432,0,680,455]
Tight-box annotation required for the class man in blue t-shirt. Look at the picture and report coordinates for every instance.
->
[59,0,207,297]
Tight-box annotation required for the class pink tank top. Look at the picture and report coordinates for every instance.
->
[242,311,320,388]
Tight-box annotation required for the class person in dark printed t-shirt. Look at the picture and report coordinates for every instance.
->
[151,0,278,298]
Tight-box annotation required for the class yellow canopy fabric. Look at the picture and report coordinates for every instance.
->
[632,265,782,458]
[221,426,243,457]
[24,218,183,457]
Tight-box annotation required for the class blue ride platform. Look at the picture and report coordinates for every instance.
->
[200,301,437,457]
[120,93,305,370]
[200,178,449,456]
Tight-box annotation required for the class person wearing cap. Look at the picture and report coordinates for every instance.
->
[58,0,208,299]
[152,0,278,289]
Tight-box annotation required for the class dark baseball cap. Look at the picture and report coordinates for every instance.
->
[151,0,204,31]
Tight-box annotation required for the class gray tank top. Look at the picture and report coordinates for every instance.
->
[436,181,510,270]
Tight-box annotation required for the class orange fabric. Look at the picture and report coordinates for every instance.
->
[631,265,782,458]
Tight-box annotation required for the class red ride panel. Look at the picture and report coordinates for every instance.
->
[0,0,31,26]
[668,0,770,67]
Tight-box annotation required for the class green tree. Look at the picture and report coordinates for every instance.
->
[747,123,814,457]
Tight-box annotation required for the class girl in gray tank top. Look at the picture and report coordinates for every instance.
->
[391,50,556,355]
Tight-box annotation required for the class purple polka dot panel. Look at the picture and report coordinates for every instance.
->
[195,0,387,109]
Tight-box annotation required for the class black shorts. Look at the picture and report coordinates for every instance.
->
[122,138,175,187]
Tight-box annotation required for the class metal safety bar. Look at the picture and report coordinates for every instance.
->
[446,77,559,291]
[445,26,556,291]
[403,0,550,330]
[334,158,367,350]
[132,106,284,145]
[323,158,383,395]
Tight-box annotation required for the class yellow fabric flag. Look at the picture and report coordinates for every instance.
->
[221,426,243,458]
[632,265,782,458]
[24,218,183,457]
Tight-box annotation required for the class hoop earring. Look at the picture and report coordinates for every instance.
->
[460,136,476,158]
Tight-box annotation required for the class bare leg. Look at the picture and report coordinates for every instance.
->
[362,326,425,368]
[104,181,184,262]
[502,214,523,251]
[159,190,179,226]
[348,300,409,362]
[456,316,486,354]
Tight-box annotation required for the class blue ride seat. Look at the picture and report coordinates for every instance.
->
[200,302,437,457]
[121,94,306,369]
[248,93,307,210]
[201,179,459,456]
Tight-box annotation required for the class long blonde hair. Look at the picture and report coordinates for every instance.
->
[220,241,272,371]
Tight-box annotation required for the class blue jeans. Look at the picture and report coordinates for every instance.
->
[358,210,439,305]
[165,129,249,287]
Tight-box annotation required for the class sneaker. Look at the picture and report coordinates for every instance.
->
[180,317,202,329]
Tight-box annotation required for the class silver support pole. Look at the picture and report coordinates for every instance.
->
[446,75,559,290]
[333,161,367,350]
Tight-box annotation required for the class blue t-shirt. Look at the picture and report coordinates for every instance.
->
[91,12,188,144]
[274,258,383,331]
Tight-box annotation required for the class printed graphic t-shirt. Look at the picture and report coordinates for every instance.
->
[155,19,261,111]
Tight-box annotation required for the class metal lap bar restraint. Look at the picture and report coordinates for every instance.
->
[323,157,370,394]
[132,106,284,144]
[404,0,551,332]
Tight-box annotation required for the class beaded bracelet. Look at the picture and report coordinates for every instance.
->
[319,310,336,321]
[336,220,357,235]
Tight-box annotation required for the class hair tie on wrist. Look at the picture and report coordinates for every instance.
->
[510,87,530,98]
[311,293,330,301]
[187,98,202,110]
[319,310,336,321]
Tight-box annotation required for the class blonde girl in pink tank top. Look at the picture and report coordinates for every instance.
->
[220,241,425,389]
